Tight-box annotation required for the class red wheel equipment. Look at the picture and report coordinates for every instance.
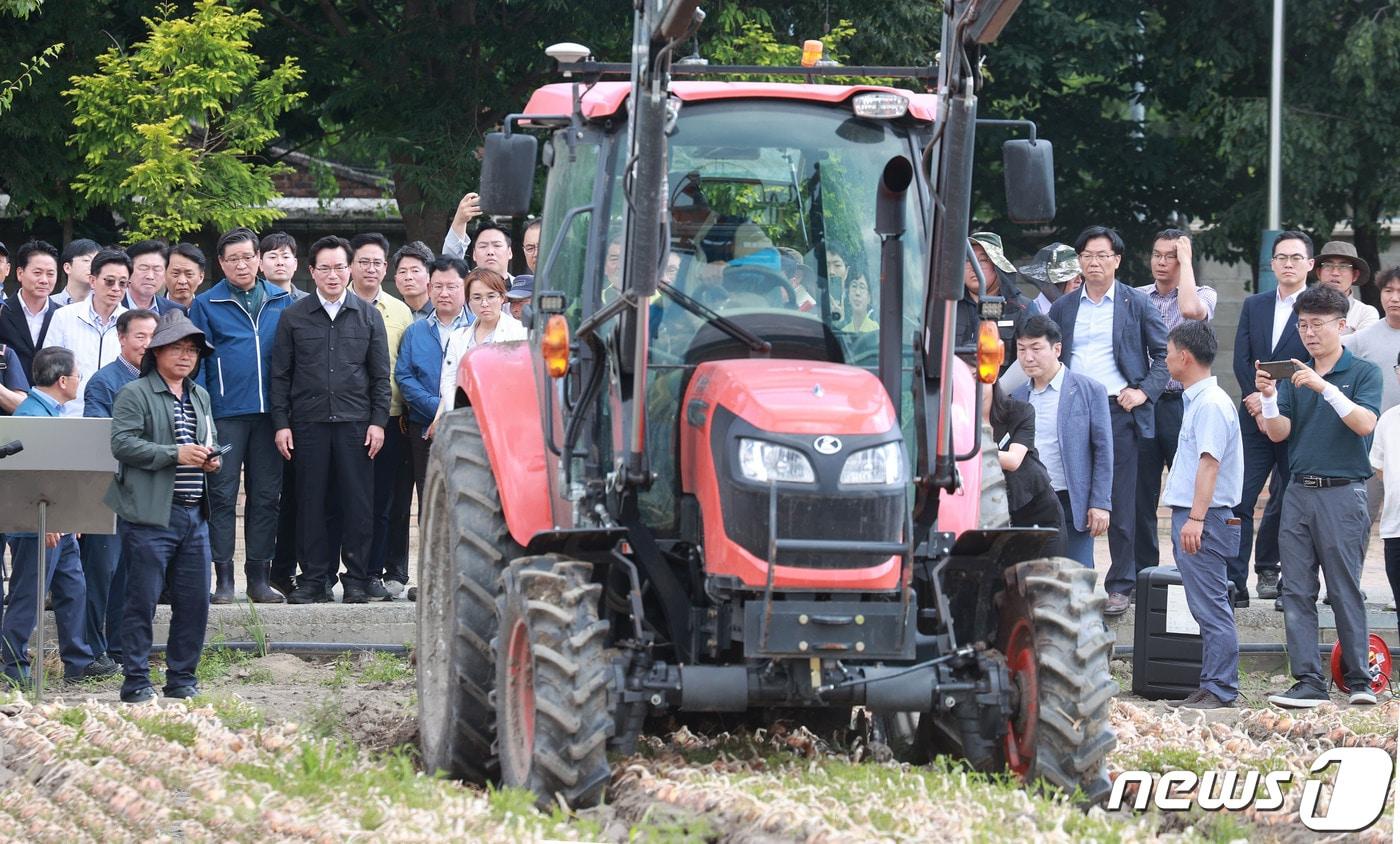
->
[1330,633,1393,695]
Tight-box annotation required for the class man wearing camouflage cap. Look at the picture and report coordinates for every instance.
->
[959,232,1035,348]
[1019,242,1083,315]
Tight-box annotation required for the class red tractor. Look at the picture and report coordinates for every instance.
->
[417,0,1117,808]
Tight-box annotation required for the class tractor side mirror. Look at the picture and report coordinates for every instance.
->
[479,132,538,217]
[1002,138,1055,225]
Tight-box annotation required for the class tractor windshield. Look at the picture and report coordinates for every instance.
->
[651,99,925,368]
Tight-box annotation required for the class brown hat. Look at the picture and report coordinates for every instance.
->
[1316,241,1371,286]
[140,309,213,374]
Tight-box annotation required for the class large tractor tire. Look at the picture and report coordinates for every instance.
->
[978,421,1011,529]
[998,557,1117,803]
[495,555,613,809]
[417,408,523,784]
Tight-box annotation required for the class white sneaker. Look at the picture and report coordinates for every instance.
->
[1349,690,1378,706]
[383,579,406,599]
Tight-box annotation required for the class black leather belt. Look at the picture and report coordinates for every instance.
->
[1293,475,1357,489]
[1160,389,1183,399]
[175,498,203,508]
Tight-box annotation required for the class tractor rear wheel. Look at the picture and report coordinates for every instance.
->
[495,555,613,809]
[998,557,1117,802]
[417,408,523,784]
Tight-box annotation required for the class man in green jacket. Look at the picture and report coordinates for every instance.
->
[105,310,222,703]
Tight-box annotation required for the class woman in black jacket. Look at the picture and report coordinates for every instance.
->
[984,382,1068,558]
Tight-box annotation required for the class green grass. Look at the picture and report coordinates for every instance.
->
[57,707,87,729]
[1122,746,1214,776]
[196,645,255,683]
[232,741,440,810]
[131,713,198,747]
[359,652,412,684]
[302,694,344,739]
[323,655,357,690]
[193,694,266,731]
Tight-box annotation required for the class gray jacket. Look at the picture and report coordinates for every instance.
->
[104,371,217,527]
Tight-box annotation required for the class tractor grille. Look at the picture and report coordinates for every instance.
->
[723,485,904,569]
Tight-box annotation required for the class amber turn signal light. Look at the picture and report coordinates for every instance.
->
[976,320,1004,384]
[801,40,823,68]
[542,314,570,378]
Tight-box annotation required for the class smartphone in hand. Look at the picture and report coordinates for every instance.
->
[1257,360,1300,381]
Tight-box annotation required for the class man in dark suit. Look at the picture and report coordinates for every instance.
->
[124,240,187,316]
[0,240,63,381]
[1231,230,1312,606]
[1048,226,1170,615]
[1013,314,1115,567]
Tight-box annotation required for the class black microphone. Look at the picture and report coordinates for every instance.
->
[0,440,23,459]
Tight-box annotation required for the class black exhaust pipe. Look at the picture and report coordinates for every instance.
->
[876,155,914,418]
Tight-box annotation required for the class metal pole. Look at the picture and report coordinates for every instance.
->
[1267,0,1283,230]
[33,500,46,703]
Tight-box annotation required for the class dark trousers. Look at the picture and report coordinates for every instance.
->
[1102,404,1140,596]
[369,416,413,584]
[1386,538,1400,642]
[293,421,373,592]
[208,413,284,566]
[407,420,432,513]
[1011,490,1067,558]
[1170,507,1241,701]
[1056,489,1095,568]
[272,452,298,583]
[1279,483,1370,691]
[120,505,210,695]
[78,531,124,661]
[1229,426,1290,595]
[3,534,93,680]
[1134,391,1184,570]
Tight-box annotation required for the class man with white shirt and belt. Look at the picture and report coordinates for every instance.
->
[43,248,131,417]
[1047,225,1170,615]
[1231,231,1312,607]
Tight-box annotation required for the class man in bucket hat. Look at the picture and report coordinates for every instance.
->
[1019,242,1083,315]
[1316,241,1378,336]
[959,231,1035,348]
[105,309,221,703]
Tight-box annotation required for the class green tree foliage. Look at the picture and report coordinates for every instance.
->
[64,0,305,242]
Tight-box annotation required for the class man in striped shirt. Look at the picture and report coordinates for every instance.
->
[105,310,221,703]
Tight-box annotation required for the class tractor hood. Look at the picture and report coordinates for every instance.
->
[681,359,898,438]
[679,359,904,591]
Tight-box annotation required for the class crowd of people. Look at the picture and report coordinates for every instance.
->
[985,225,1395,710]
[0,198,1394,708]
[0,194,539,699]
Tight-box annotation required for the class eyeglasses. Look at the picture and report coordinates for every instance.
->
[469,292,502,304]
[1297,317,1342,334]
[1078,252,1118,263]
[355,259,387,269]
[1150,252,1178,262]
[522,244,539,255]
[1272,254,1310,265]
[165,344,200,357]
[98,277,129,289]
[1318,261,1355,272]
[313,264,349,274]
[223,253,257,266]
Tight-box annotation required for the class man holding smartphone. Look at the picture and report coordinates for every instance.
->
[105,310,222,703]
[1256,285,1383,708]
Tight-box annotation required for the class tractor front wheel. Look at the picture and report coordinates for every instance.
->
[495,555,614,808]
[998,557,1117,802]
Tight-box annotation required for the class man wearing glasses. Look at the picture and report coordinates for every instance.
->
[43,248,132,417]
[1230,231,1313,607]
[269,235,390,605]
[188,228,295,605]
[1047,225,1169,615]
[349,232,414,601]
[1256,285,1382,707]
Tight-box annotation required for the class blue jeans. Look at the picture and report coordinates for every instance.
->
[79,530,124,661]
[120,505,212,695]
[3,533,94,681]
[1170,507,1241,701]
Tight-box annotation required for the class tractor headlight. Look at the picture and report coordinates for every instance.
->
[738,438,816,484]
[839,442,906,486]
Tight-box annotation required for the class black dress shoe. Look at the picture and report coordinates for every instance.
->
[65,654,120,684]
[270,577,297,597]
[366,579,390,600]
[341,585,369,604]
[164,685,200,700]
[287,585,330,604]
[121,686,157,704]
[1233,594,1250,609]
